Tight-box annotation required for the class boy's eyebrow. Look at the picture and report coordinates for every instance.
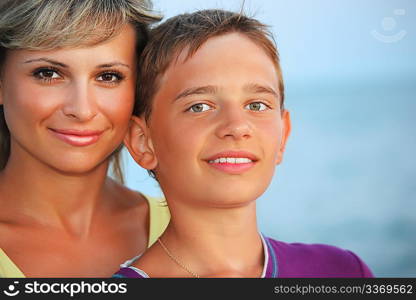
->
[174,85,218,101]
[243,83,279,98]
[173,83,279,101]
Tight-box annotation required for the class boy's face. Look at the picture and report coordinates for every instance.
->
[129,32,290,208]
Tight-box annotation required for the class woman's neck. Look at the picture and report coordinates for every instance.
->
[0,149,112,237]
[159,198,264,277]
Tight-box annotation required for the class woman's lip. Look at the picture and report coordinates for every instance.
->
[50,128,103,136]
[48,128,103,147]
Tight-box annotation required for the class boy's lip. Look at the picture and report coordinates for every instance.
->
[205,150,259,162]
[48,128,104,147]
[204,150,258,174]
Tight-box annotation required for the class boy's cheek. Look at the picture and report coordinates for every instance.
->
[259,127,284,165]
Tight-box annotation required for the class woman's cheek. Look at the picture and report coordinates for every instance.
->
[100,88,135,126]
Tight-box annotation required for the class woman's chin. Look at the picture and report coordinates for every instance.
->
[44,156,109,176]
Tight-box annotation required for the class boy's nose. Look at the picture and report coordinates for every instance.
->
[62,82,98,121]
[215,108,253,140]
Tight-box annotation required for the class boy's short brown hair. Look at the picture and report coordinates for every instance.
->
[135,9,285,120]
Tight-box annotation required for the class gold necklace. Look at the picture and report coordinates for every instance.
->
[157,238,200,278]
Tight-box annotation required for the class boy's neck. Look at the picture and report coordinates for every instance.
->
[159,199,265,277]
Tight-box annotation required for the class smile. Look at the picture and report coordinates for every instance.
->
[208,157,253,164]
[206,151,257,174]
[49,128,103,147]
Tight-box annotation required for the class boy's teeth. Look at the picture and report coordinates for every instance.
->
[236,158,251,163]
[209,157,252,164]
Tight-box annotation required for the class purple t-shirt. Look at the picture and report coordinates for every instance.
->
[113,235,373,278]
[263,237,373,277]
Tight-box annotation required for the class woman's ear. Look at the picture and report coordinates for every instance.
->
[275,109,291,165]
[124,116,158,170]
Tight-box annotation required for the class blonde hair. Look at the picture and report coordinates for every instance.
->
[0,0,161,182]
[0,0,160,49]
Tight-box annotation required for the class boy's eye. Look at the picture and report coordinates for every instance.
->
[245,102,268,111]
[188,103,212,113]
[97,72,123,83]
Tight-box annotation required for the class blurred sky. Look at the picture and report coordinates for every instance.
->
[120,0,416,277]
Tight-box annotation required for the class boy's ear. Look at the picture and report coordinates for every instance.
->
[124,116,158,171]
[275,109,291,165]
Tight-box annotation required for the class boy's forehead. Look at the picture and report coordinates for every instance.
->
[167,32,275,71]
[155,33,281,103]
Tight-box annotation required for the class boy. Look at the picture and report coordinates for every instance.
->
[115,9,373,278]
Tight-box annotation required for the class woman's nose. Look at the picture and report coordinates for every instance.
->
[62,81,98,121]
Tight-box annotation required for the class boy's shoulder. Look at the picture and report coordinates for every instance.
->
[265,236,373,277]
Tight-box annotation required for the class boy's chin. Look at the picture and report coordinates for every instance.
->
[200,187,266,208]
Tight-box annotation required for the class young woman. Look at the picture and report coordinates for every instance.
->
[0,0,169,278]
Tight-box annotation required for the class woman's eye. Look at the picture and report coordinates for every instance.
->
[245,102,268,111]
[188,103,212,113]
[33,68,61,80]
[97,72,123,83]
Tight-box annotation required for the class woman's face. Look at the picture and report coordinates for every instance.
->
[0,25,137,174]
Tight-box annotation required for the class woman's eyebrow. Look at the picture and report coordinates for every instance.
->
[23,58,68,68]
[23,58,130,69]
[174,85,219,101]
[96,62,130,69]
